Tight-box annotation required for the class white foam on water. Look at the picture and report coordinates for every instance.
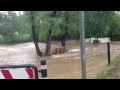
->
[68,49,80,53]
[52,53,79,58]
[85,37,110,43]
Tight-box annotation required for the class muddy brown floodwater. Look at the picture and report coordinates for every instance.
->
[0,40,120,79]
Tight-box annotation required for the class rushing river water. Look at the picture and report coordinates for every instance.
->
[0,38,120,79]
[0,37,111,66]
[0,42,46,65]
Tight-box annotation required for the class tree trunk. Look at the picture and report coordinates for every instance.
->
[90,37,91,43]
[30,11,42,57]
[76,38,77,41]
[96,36,99,42]
[61,35,65,46]
[77,35,80,41]
[44,11,57,56]
[44,30,52,56]
[61,11,69,47]
[109,30,112,41]
[76,35,80,41]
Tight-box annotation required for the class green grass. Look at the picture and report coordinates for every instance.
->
[95,54,120,79]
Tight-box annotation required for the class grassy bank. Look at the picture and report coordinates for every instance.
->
[95,54,120,79]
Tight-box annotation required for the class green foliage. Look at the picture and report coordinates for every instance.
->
[0,35,4,44]
[96,65,117,79]
[0,11,120,44]
[0,11,31,44]
[85,11,116,38]
[95,54,120,79]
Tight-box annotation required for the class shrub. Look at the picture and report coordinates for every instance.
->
[93,40,100,43]
[0,35,4,44]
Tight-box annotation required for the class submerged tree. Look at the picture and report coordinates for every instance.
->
[30,11,43,56]
[44,11,57,56]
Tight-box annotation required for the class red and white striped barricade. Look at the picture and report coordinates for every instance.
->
[0,64,38,79]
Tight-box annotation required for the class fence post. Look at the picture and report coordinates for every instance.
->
[107,42,111,66]
[41,60,47,79]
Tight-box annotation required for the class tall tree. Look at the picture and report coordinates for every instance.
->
[61,11,69,47]
[0,11,18,43]
[44,11,57,56]
[85,11,116,42]
[30,11,43,56]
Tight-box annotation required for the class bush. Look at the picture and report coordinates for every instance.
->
[95,54,120,79]
[0,34,32,45]
[111,35,120,41]
[93,40,100,43]
[0,35,5,44]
